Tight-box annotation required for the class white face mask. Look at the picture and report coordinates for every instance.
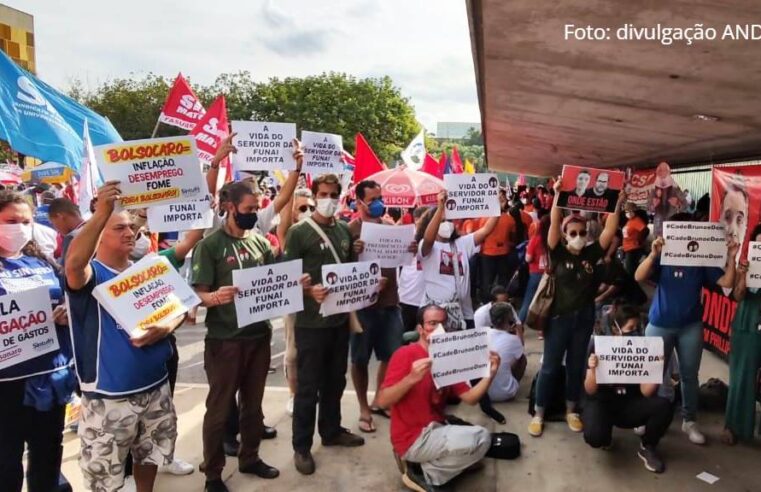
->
[0,223,33,254]
[315,198,339,218]
[566,235,586,251]
[130,233,151,260]
[438,221,454,239]
[297,210,312,222]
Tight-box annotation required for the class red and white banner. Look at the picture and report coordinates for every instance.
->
[627,168,655,208]
[189,95,230,179]
[158,73,206,131]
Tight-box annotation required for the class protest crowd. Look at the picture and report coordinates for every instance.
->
[2,70,761,492]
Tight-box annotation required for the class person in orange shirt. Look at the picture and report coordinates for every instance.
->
[478,191,516,303]
[622,203,650,274]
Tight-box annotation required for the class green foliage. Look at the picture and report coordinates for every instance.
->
[425,135,486,173]
[71,72,420,163]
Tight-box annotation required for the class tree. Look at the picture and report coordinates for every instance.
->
[463,126,483,146]
[70,72,420,163]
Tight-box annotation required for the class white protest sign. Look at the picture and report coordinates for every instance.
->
[358,223,415,268]
[443,173,501,219]
[429,327,490,389]
[319,261,381,316]
[232,260,304,327]
[92,255,201,337]
[661,222,727,267]
[146,194,214,233]
[301,131,343,175]
[94,136,205,209]
[746,241,761,289]
[231,121,297,172]
[594,336,664,384]
[0,287,59,371]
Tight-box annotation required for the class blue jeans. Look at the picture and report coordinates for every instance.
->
[535,305,595,410]
[518,272,543,323]
[351,306,404,365]
[645,321,703,421]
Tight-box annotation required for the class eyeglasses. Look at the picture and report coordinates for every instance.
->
[567,230,588,238]
[298,205,316,213]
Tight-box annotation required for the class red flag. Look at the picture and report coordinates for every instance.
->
[450,146,464,174]
[421,153,443,179]
[159,73,206,131]
[353,133,385,184]
[189,95,231,182]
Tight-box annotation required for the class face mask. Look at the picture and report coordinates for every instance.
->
[0,223,32,254]
[366,198,385,219]
[297,210,312,222]
[521,198,528,205]
[625,212,634,219]
[130,233,151,260]
[233,209,258,230]
[566,235,586,251]
[438,222,454,239]
[316,198,339,218]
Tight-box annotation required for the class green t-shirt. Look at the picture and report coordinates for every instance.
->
[549,242,604,316]
[191,229,274,339]
[283,219,353,328]
[159,247,184,271]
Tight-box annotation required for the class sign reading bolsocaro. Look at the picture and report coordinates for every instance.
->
[443,173,501,220]
[429,327,490,389]
[232,260,304,327]
[661,221,727,267]
[594,336,664,385]
[95,136,206,209]
[0,286,59,371]
[319,261,381,316]
[231,121,297,172]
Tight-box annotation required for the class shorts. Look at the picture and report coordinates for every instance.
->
[78,382,177,491]
[351,306,404,365]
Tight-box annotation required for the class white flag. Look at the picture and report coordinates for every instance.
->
[78,120,102,220]
[400,129,426,169]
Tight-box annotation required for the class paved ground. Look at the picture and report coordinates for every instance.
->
[55,310,761,491]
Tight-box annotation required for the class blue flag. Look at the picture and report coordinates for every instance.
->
[0,50,121,172]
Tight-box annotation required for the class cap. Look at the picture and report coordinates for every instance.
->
[561,213,588,232]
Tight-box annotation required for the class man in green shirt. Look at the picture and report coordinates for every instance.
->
[283,173,365,476]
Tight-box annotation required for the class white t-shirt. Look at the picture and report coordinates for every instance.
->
[418,234,478,318]
[398,259,425,306]
[32,223,58,260]
[487,328,524,402]
[473,302,520,329]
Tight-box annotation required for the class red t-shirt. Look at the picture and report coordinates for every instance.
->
[381,343,470,456]
[526,234,547,274]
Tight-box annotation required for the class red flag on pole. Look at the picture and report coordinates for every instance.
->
[189,95,231,182]
[159,73,206,131]
[421,153,443,179]
[438,151,447,171]
[450,146,464,174]
[353,133,385,184]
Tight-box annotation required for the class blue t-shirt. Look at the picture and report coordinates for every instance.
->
[66,260,172,399]
[648,260,723,328]
[34,204,52,228]
[0,255,73,382]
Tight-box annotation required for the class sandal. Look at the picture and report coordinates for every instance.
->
[370,406,391,419]
[358,416,376,433]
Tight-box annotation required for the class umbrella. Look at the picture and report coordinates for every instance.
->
[0,170,21,185]
[22,162,75,184]
[364,164,445,208]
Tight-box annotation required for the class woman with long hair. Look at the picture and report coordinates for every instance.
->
[0,190,75,492]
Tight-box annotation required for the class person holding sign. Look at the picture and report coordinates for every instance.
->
[528,177,624,438]
[65,182,185,492]
[635,212,738,445]
[0,190,75,492]
[377,305,500,491]
[350,180,415,433]
[282,173,366,476]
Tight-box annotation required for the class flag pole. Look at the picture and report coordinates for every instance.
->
[150,118,161,138]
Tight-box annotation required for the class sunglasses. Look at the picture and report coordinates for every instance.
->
[298,205,316,213]
[567,230,588,238]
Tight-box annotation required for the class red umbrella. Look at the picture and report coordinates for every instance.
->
[0,171,21,185]
[365,164,445,208]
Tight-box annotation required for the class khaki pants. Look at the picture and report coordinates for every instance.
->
[201,336,270,480]
[283,314,297,383]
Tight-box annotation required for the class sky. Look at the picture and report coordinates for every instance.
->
[11,0,481,133]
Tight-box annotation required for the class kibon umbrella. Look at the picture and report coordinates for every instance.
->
[365,164,445,208]
[0,170,21,185]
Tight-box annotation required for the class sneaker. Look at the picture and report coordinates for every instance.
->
[204,479,230,492]
[159,457,194,475]
[637,444,665,473]
[682,421,706,445]
[401,462,427,492]
[322,428,365,447]
[633,425,646,436]
[286,396,294,417]
[122,476,136,492]
[294,451,316,475]
[566,413,583,433]
[528,416,544,437]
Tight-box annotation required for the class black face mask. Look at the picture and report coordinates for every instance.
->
[233,209,258,230]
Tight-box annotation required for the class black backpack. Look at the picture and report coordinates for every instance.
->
[486,432,521,460]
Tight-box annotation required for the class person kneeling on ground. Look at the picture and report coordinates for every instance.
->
[487,302,527,402]
[582,305,673,473]
[376,304,500,492]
